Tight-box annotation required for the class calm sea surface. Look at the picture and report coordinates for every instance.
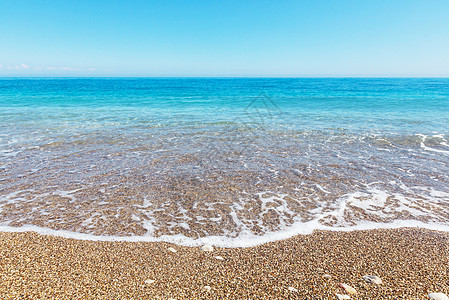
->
[1,78,448,246]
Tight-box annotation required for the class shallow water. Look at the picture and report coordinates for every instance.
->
[1,78,449,246]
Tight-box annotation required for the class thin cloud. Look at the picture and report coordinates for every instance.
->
[62,67,81,71]
[46,66,83,71]
[3,64,31,70]
[1,64,97,72]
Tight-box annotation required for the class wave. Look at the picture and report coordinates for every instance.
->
[2,220,449,248]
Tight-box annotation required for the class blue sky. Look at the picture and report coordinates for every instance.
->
[1,0,449,77]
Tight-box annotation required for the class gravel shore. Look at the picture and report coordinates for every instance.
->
[1,228,448,299]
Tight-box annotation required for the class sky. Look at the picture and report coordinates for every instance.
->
[1,0,449,77]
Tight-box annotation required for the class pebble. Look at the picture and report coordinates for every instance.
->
[201,244,214,252]
[288,286,298,292]
[336,294,350,300]
[215,255,224,260]
[144,279,155,284]
[339,283,357,294]
[203,285,211,292]
[2,227,447,299]
[362,275,382,284]
[167,247,177,253]
[429,293,449,300]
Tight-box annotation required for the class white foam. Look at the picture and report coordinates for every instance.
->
[2,219,449,248]
[0,149,21,157]
[417,134,449,155]
[2,184,449,248]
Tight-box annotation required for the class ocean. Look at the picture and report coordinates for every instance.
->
[1,78,448,247]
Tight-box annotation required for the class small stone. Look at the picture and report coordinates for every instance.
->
[339,283,357,294]
[203,285,211,292]
[201,244,214,252]
[323,274,332,279]
[167,247,177,253]
[215,255,224,260]
[336,294,350,300]
[429,293,449,300]
[362,275,382,284]
[144,279,155,284]
[288,286,298,292]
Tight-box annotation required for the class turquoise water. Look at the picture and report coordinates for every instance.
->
[2,78,448,132]
[1,78,449,246]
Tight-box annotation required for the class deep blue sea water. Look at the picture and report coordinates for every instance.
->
[1,78,448,246]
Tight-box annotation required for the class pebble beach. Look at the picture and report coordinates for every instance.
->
[1,228,448,299]
[2,1,449,298]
